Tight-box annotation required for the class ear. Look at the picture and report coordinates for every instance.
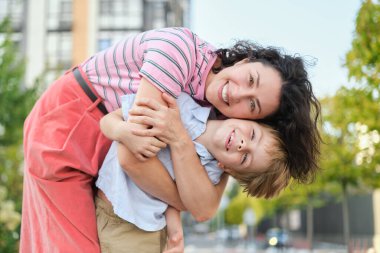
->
[218,162,233,174]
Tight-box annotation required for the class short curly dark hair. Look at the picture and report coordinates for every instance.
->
[213,41,321,184]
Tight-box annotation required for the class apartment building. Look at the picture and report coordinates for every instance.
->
[0,0,189,87]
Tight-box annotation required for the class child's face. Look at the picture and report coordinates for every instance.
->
[205,61,282,120]
[208,119,275,174]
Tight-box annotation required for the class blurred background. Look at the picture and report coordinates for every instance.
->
[0,0,379,252]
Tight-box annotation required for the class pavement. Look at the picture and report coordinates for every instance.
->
[183,233,349,253]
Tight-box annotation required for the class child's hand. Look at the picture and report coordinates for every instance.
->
[113,121,166,161]
[164,230,184,253]
[121,129,166,161]
[128,93,187,145]
[100,108,166,161]
[164,206,184,253]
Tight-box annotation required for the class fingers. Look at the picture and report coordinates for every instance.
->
[162,93,178,109]
[131,136,166,161]
[163,244,184,253]
[152,137,167,148]
[134,97,164,111]
[131,129,170,144]
[128,106,156,117]
[134,149,157,161]
[129,115,156,127]
[163,248,184,253]
[130,128,157,137]
[135,153,148,162]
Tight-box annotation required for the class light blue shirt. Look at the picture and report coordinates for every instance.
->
[96,93,223,231]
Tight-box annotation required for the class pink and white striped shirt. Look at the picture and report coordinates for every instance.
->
[80,27,217,112]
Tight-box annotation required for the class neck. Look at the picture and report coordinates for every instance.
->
[195,120,220,149]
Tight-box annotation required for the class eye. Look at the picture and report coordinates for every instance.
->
[251,129,255,140]
[249,75,254,86]
[241,153,248,164]
[250,99,256,112]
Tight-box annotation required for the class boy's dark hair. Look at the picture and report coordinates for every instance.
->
[213,41,321,184]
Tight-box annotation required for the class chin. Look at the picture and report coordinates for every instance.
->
[215,109,227,119]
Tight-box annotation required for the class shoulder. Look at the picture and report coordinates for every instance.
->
[141,27,197,51]
[145,27,195,39]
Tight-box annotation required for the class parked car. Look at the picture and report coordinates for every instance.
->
[265,227,290,248]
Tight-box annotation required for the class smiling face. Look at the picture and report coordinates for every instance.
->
[206,119,277,175]
[205,61,282,120]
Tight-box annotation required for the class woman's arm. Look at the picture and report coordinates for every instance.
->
[171,137,229,221]
[99,81,185,211]
[129,93,229,221]
[103,78,227,220]
[117,144,186,211]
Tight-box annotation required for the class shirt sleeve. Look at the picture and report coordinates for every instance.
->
[120,94,136,121]
[139,28,195,98]
[193,142,223,185]
[203,159,223,185]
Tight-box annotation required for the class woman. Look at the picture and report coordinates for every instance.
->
[20,27,320,252]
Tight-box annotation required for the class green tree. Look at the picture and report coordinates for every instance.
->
[318,86,380,245]
[345,0,380,176]
[299,1,380,245]
[345,0,380,91]
[0,17,38,252]
[224,183,267,226]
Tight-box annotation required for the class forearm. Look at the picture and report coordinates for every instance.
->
[165,206,184,253]
[170,133,228,221]
[165,206,182,236]
[100,108,126,141]
[101,78,185,210]
[118,144,186,211]
[101,110,184,209]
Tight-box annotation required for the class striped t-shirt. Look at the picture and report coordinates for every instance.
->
[80,27,218,112]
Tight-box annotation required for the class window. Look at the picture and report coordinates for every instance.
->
[46,32,72,70]
[47,0,72,31]
[98,0,143,31]
[0,0,24,32]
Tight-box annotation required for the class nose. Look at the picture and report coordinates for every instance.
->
[230,84,254,104]
[237,138,247,151]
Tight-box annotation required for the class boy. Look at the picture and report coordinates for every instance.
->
[95,93,290,252]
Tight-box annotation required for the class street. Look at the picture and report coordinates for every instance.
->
[184,233,347,253]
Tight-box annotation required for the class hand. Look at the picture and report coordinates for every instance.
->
[164,206,184,253]
[116,121,167,161]
[163,230,184,253]
[128,93,187,145]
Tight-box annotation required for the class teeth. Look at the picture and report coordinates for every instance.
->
[230,131,234,144]
[222,83,229,103]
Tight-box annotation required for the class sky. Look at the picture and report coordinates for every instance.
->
[190,0,363,98]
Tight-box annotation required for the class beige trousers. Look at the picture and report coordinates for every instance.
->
[95,195,167,253]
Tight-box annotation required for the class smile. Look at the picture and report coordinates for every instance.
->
[218,82,229,105]
[225,129,235,151]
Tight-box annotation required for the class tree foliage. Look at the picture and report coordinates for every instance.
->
[223,1,380,244]
[345,0,380,90]
[0,17,39,252]
[344,0,380,188]
[224,182,267,226]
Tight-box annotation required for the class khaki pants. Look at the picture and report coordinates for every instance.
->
[95,195,167,253]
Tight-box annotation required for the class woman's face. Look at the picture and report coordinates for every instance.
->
[205,61,282,119]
